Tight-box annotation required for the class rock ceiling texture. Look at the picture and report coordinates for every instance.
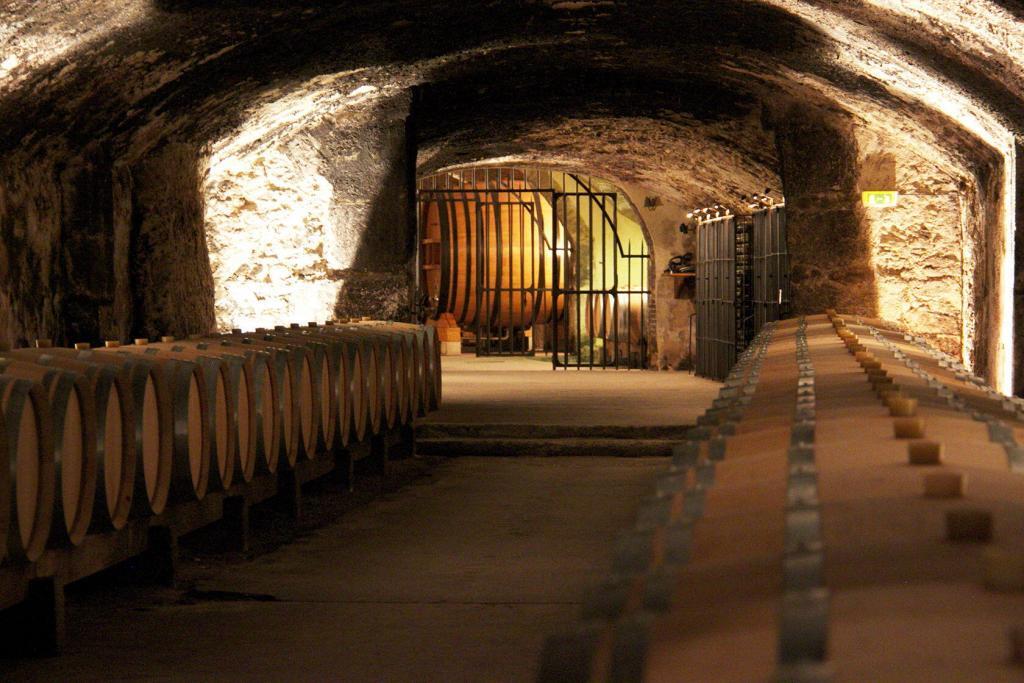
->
[2,0,1024,389]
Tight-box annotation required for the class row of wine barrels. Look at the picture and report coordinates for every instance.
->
[377,322,441,411]
[252,326,366,450]
[98,344,209,503]
[7,348,135,532]
[0,321,440,564]
[58,346,173,518]
[422,183,565,329]
[149,339,265,484]
[0,358,96,548]
[215,333,314,470]
[352,323,440,413]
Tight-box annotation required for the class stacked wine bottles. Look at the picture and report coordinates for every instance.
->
[0,320,440,564]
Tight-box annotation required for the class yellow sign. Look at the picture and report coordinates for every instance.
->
[862,191,899,208]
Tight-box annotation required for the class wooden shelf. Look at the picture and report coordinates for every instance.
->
[421,264,440,271]
[421,238,441,245]
[667,272,695,278]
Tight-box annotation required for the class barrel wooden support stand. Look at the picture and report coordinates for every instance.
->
[0,420,419,658]
[332,449,356,492]
[139,526,178,588]
[361,429,410,477]
[390,425,416,461]
[0,576,64,657]
[276,469,303,523]
[220,496,250,554]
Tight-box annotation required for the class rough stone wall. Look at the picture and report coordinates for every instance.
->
[129,143,216,339]
[319,94,416,322]
[0,151,66,347]
[974,158,1006,382]
[772,105,878,317]
[0,144,136,347]
[856,132,969,358]
[205,136,339,331]
[615,182,696,370]
[204,92,416,330]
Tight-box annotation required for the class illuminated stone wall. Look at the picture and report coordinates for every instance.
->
[204,92,415,331]
[205,137,339,332]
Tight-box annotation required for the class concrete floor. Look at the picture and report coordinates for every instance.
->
[3,457,664,682]
[426,355,720,427]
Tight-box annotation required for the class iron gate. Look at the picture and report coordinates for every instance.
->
[695,205,789,381]
[416,167,650,369]
[550,189,650,369]
[752,206,791,329]
[695,215,738,381]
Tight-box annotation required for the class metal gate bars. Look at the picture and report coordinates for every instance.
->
[550,189,650,370]
[695,214,738,381]
[695,205,789,381]
[416,167,651,369]
[753,206,792,330]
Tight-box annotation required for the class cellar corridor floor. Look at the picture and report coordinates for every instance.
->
[423,354,720,426]
[2,457,664,682]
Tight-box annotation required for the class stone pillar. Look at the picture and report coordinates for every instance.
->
[773,107,876,317]
[128,143,216,339]
[320,93,417,321]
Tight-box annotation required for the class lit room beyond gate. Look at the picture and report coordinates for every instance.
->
[417,167,650,369]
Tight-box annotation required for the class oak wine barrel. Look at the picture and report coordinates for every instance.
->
[377,323,426,419]
[11,348,135,531]
[276,326,360,450]
[154,339,259,484]
[139,341,238,492]
[201,337,282,475]
[352,323,416,425]
[217,335,303,469]
[334,326,396,432]
[0,359,96,546]
[237,332,318,465]
[99,345,209,502]
[381,323,429,417]
[0,375,55,562]
[584,293,644,352]
[273,326,335,455]
[54,347,173,517]
[320,325,379,440]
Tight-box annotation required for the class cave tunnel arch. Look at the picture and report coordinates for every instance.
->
[0,0,1021,391]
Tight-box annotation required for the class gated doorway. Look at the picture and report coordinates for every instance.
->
[695,205,789,380]
[417,167,651,369]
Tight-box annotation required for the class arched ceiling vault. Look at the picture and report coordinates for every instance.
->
[1,1,1019,163]
[3,0,1024,386]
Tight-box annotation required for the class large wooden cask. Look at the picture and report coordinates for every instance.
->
[422,181,564,329]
